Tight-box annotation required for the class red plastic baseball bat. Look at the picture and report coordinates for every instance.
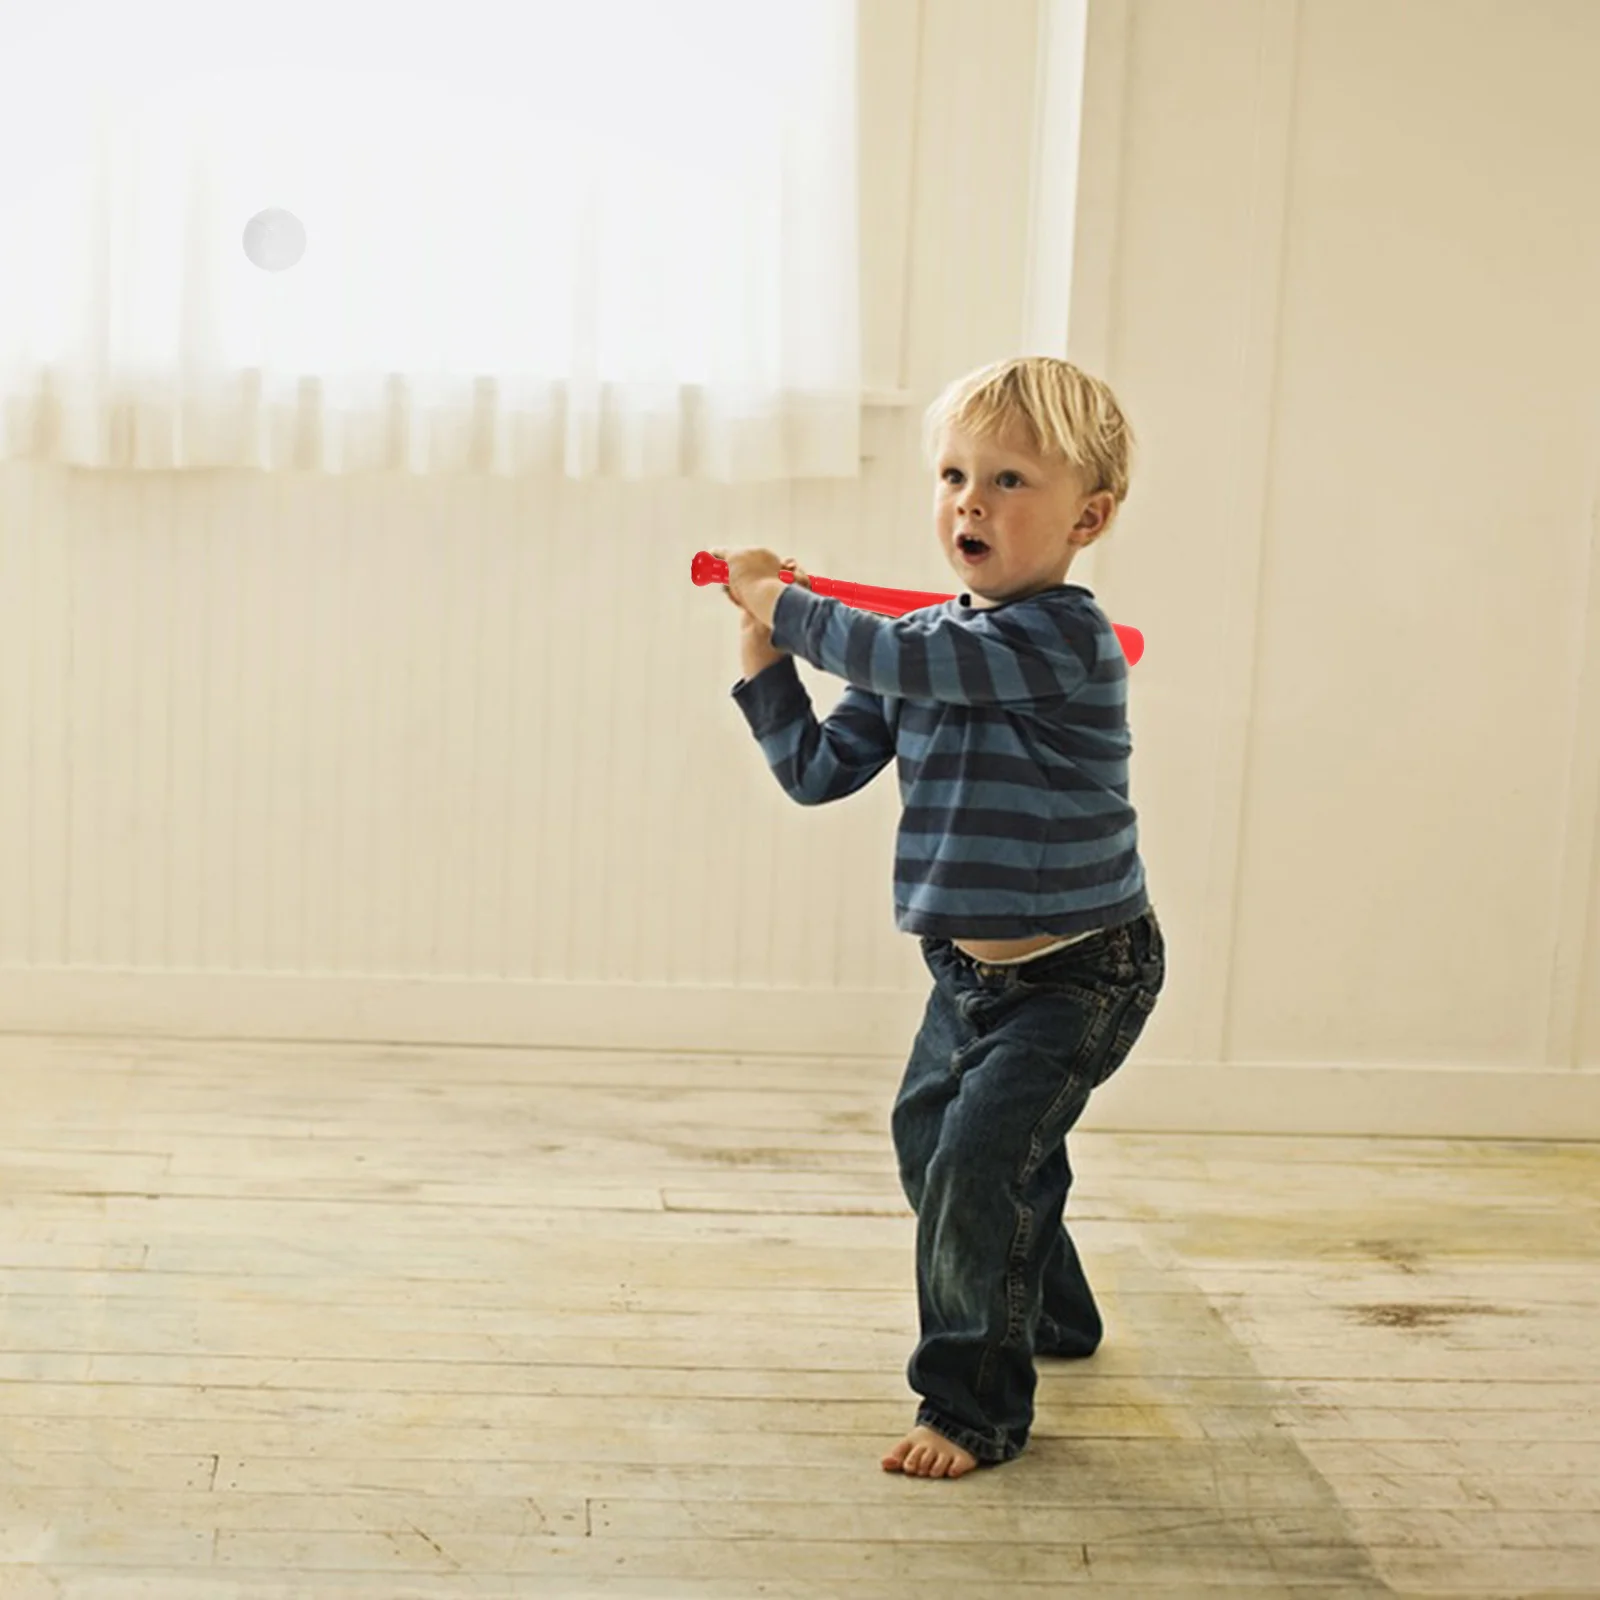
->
[691,550,1145,666]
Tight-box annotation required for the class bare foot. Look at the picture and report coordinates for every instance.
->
[881,1424,979,1479]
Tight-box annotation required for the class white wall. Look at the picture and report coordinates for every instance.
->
[1,0,1596,1136]
[1066,0,1600,1132]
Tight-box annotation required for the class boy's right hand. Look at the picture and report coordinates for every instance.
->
[711,547,810,639]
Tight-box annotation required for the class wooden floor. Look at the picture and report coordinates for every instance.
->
[2,1036,1597,1599]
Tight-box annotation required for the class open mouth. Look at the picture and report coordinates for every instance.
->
[956,534,990,562]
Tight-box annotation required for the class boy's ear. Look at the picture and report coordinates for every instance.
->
[1071,491,1117,545]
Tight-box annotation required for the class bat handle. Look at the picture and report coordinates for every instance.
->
[691,551,796,589]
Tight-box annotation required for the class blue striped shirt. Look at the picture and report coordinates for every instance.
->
[731,583,1149,940]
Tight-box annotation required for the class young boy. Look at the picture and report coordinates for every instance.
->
[717,355,1165,1479]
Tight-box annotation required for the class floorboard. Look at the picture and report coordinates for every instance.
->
[3,1034,1597,1597]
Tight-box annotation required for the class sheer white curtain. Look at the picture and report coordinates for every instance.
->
[0,0,860,479]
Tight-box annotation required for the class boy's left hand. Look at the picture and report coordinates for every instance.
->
[721,547,798,628]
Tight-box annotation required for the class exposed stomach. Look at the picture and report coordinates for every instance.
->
[953,933,1064,962]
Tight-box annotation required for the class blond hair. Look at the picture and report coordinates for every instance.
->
[923,356,1135,504]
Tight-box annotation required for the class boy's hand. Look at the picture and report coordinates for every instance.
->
[723,547,783,623]
[711,547,812,631]
[711,547,811,678]
[778,555,814,592]
[726,546,784,590]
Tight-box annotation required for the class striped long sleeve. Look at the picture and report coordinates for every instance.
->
[731,655,894,805]
[770,585,1105,705]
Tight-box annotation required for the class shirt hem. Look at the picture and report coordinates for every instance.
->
[897,890,1150,942]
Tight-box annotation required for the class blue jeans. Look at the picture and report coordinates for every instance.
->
[893,908,1166,1464]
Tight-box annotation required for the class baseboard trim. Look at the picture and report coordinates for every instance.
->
[2,967,1595,1139]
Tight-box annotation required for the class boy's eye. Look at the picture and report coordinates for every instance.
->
[941,468,964,485]
[997,470,1023,488]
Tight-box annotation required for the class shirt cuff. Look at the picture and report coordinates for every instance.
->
[730,654,810,738]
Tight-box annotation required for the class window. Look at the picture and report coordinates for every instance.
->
[0,0,861,478]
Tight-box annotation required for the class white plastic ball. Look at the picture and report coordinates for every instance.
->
[242,207,307,272]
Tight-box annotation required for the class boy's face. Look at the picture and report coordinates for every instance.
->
[932,421,1114,609]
